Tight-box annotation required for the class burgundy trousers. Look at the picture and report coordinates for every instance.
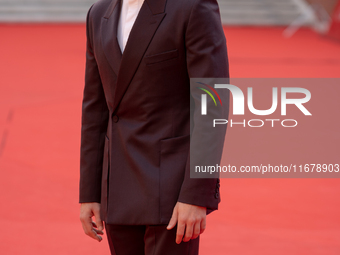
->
[105,224,200,255]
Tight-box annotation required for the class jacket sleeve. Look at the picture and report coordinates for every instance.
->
[79,5,109,203]
[177,0,229,211]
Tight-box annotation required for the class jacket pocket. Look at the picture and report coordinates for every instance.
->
[159,134,190,223]
[145,49,178,65]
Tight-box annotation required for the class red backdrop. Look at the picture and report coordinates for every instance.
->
[328,0,340,41]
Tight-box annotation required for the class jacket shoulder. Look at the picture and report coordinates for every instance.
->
[88,0,112,19]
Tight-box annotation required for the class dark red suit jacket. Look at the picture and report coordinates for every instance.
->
[79,0,229,225]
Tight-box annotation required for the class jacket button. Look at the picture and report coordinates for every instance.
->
[113,115,119,123]
[215,192,220,199]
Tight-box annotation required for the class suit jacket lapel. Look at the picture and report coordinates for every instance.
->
[101,0,122,76]
[113,0,167,112]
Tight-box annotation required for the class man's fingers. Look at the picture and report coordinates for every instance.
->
[84,220,103,240]
[167,216,177,230]
[167,205,178,230]
[93,208,104,231]
[167,202,207,244]
[182,219,194,242]
[192,222,201,239]
[200,218,206,234]
[80,203,103,242]
[93,228,104,235]
[84,224,103,241]
[91,221,104,235]
[81,218,102,241]
[81,215,93,236]
[84,228,102,242]
[92,229,103,241]
[176,220,185,244]
[95,220,103,231]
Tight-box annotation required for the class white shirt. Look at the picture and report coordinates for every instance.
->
[117,0,145,52]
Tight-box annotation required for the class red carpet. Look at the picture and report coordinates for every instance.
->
[0,24,339,254]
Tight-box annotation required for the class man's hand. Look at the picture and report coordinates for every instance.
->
[167,202,206,244]
[80,202,104,242]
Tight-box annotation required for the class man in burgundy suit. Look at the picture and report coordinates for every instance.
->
[79,0,229,254]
